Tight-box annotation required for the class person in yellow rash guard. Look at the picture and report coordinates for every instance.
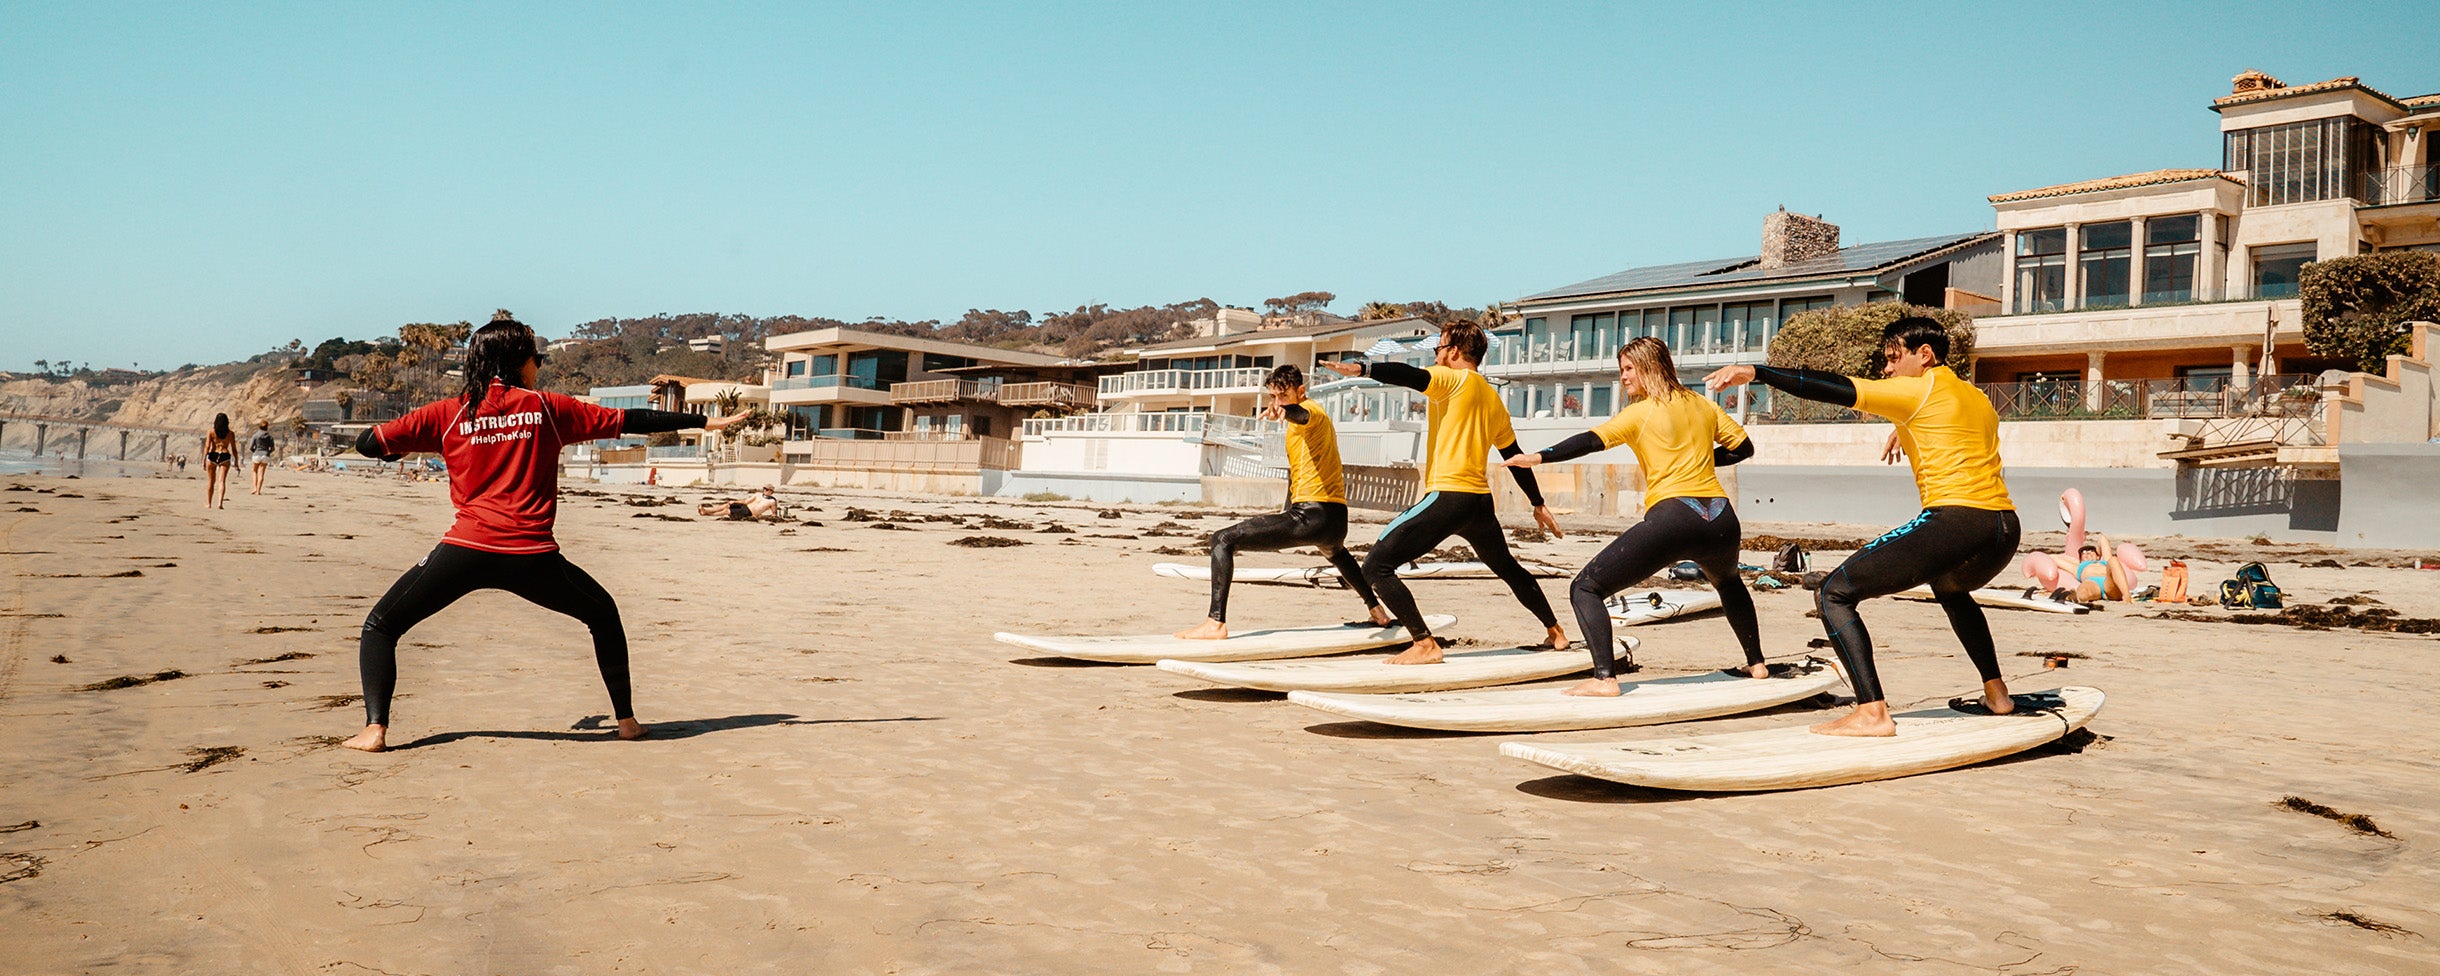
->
[1504,337,1764,696]
[1319,320,1568,665]
[1705,316,2023,738]
[1175,365,1390,640]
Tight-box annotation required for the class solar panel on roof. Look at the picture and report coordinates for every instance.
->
[1521,233,1988,302]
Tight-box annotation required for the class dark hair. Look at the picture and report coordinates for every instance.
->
[2078,544,2101,557]
[461,314,538,412]
[211,413,232,439]
[1265,364,1305,390]
[1882,315,1950,364]
[1439,321,1488,365]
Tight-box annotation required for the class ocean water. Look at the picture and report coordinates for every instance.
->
[0,450,179,479]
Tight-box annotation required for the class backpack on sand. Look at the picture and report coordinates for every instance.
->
[1772,543,1807,574]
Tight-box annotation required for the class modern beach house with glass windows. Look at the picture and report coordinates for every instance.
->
[1502,212,2002,421]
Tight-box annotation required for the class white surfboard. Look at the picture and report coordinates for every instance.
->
[1287,661,1842,732]
[1499,686,2104,792]
[1151,561,1569,584]
[1154,640,1626,694]
[993,615,1456,664]
[1897,585,2091,614]
[1606,589,1726,626]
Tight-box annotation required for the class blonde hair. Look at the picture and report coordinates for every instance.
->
[1618,336,1692,401]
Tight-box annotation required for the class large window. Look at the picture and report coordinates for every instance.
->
[1523,317,1550,363]
[1588,384,1612,416]
[1567,313,1609,361]
[2079,222,2132,308]
[1722,302,1772,353]
[2251,242,2317,298]
[1694,306,1721,353]
[2015,228,2068,313]
[2224,117,2379,207]
[1667,307,1697,350]
[1780,295,1835,320]
[922,353,976,373]
[845,350,908,390]
[2143,214,2201,304]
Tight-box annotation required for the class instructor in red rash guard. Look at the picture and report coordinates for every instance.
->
[340,312,747,753]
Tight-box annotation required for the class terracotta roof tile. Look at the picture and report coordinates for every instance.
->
[2213,75,2404,110]
[1988,169,2240,204]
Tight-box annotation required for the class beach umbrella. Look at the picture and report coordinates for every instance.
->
[1365,338,1408,358]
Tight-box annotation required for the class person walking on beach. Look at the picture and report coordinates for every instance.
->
[200,414,237,508]
[1319,321,1568,664]
[246,420,275,495]
[1703,316,2021,736]
[1502,337,1763,696]
[1175,365,1392,640]
[339,312,749,753]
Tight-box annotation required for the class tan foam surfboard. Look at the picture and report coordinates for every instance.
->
[1499,686,2104,792]
[1154,640,1625,694]
[993,614,1455,664]
[1607,589,1726,626]
[1151,561,1568,583]
[1286,660,1842,732]
[1897,585,2091,614]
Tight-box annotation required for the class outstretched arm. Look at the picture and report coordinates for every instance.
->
[1712,438,1755,467]
[624,409,750,434]
[1703,364,1857,408]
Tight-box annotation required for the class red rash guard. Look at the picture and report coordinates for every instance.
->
[373,380,626,554]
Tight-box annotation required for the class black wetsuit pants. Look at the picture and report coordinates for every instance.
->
[358,543,633,727]
[1363,491,1559,641]
[1816,506,2022,704]
[1571,496,1762,678]
[1207,502,1381,622]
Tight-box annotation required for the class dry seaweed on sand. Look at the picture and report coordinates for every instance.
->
[2151,605,2439,635]
[950,536,1026,548]
[181,746,244,773]
[235,650,314,665]
[2316,911,2417,937]
[2277,796,2396,838]
[80,670,187,691]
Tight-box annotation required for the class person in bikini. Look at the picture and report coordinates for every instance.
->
[340,312,749,753]
[201,414,237,508]
[1175,365,1391,640]
[1704,316,2022,736]
[1319,320,1568,664]
[1503,337,1764,696]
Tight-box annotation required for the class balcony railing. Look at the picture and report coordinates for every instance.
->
[998,381,1097,409]
[1022,412,1209,436]
[646,445,703,459]
[2363,164,2440,207]
[890,379,996,404]
[1742,373,2325,425]
[884,429,982,441]
[1097,367,1270,397]
[773,374,885,392]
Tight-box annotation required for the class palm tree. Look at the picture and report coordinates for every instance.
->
[1357,301,1405,321]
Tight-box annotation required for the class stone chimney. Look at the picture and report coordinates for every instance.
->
[2230,69,2285,95]
[1760,208,1839,269]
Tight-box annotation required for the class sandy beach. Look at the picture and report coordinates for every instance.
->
[2,469,2436,974]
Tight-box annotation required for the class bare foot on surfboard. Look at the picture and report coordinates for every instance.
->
[1384,638,1443,665]
[1743,663,1772,679]
[1810,702,1897,737]
[1538,625,1572,653]
[1561,676,1621,697]
[1978,678,2015,715]
[1174,618,1229,640]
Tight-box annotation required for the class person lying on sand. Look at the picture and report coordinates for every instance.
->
[697,486,781,521]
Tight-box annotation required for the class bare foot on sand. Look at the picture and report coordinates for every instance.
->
[341,724,386,752]
[1810,701,1897,737]
[1174,618,1228,640]
[1384,637,1443,665]
[1562,676,1621,697]
[617,718,650,740]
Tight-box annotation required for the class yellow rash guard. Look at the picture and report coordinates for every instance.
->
[1587,391,1749,509]
[1848,365,2013,511]
[1281,399,1346,504]
[1420,365,1516,495]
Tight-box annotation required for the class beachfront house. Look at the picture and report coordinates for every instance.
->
[1008,315,1437,503]
[1977,71,2440,478]
[763,327,1073,494]
[1499,212,2002,423]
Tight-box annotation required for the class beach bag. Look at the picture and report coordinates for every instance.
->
[2158,560,2189,604]
[1772,543,1808,573]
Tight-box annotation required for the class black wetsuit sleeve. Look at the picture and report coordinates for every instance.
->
[1712,438,1756,467]
[1497,443,1546,507]
[1279,403,1311,425]
[622,409,709,434]
[1366,361,1432,393]
[1749,366,1857,408]
[354,428,401,461]
[1533,431,1608,465]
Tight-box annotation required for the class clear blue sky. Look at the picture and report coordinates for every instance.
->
[2,1,2430,371]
